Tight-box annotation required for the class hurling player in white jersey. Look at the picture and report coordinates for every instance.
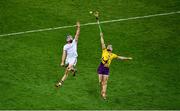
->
[56,21,80,87]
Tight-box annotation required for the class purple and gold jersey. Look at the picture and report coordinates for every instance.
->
[101,49,118,67]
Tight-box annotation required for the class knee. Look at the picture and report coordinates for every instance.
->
[99,79,102,84]
[67,65,74,71]
[65,68,71,75]
[102,81,107,85]
[67,67,72,71]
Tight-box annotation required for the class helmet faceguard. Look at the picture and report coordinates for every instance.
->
[66,35,73,43]
[107,45,113,51]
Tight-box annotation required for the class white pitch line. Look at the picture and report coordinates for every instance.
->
[0,11,180,37]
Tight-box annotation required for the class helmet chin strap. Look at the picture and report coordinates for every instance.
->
[107,49,112,52]
[67,40,73,43]
[107,47,113,51]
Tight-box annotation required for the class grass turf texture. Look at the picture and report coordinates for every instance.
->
[0,0,180,109]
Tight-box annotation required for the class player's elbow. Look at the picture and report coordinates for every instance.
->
[75,37,78,41]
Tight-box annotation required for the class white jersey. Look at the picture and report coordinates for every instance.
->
[63,39,78,58]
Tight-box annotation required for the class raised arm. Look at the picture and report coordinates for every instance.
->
[100,32,106,49]
[74,21,80,41]
[60,50,67,67]
[117,56,132,60]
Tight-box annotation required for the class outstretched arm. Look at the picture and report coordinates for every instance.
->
[117,56,132,60]
[74,21,80,41]
[100,32,106,49]
[60,50,67,66]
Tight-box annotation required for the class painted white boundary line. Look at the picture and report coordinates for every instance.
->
[0,11,180,37]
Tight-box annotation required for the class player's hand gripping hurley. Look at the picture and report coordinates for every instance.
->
[90,11,103,33]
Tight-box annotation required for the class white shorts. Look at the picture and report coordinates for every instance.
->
[65,57,77,66]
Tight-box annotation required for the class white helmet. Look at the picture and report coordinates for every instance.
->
[66,35,73,42]
[107,45,113,51]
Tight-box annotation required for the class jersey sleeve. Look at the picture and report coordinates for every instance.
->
[112,53,118,59]
[102,48,107,53]
[72,39,77,44]
[63,45,67,51]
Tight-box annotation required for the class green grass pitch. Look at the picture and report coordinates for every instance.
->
[0,0,180,109]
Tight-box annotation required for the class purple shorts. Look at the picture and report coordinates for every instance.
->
[97,62,109,75]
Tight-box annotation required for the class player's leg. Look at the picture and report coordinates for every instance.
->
[56,58,68,87]
[97,63,105,97]
[97,63,104,85]
[101,75,109,99]
[56,64,74,87]
[98,74,103,85]
[56,57,74,87]
[61,58,77,82]
[61,57,77,76]
[71,64,78,76]
[61,65,72,81]
[66,57,77,76]
[98,74,103,94]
